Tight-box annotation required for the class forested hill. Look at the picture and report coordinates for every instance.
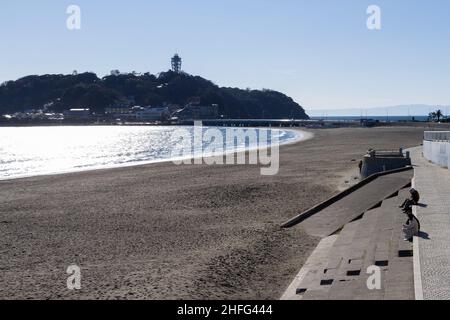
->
[0,71,309,119]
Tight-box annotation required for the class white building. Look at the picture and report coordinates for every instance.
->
[135,107,170,121]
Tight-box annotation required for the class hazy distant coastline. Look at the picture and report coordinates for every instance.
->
[307,104,450,117]
[310,115,430,122]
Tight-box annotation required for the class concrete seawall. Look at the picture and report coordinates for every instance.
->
[423,131,450,170]
[360,149,411,179]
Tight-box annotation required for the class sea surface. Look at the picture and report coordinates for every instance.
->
[0,126,303,180]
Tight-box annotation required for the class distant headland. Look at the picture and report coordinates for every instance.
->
[0,56,308,125]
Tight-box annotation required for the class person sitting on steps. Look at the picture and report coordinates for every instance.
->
[402,209,421,242]
[399,188,420,211]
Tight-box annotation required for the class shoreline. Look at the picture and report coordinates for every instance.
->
[0,127,312,182]
[0,126,427,299]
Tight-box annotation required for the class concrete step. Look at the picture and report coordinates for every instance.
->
[324,210,384,299]
[300,170,413,237]
[327,280,360,300]
[324,220,361,272]
[281,235,339,300]
[381,189,414,300]
[299,222,361,300]
[292,186,415,300]
[381,189,410,211]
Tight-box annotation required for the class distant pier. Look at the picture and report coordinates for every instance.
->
[175,119,362,128]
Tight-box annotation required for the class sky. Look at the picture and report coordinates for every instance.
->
[1,0,450,110]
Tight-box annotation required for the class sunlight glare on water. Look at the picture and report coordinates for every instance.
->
[0,126,302,180]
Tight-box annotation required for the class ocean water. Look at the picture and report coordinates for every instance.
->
[0,126,303,180]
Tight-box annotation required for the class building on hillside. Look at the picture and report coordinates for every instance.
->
[105,107,130,115]
[136,107,170,121]
[64,108,92,120]
[173,104,219,120]
[105,107,136,121]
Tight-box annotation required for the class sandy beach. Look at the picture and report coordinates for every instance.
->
[0,126,426,300]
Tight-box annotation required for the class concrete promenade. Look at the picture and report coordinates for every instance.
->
[410,146,450,300]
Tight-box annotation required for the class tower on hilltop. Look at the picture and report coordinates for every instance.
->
[171,53,182,73]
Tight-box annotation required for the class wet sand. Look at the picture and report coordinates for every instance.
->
[0,127,425,300]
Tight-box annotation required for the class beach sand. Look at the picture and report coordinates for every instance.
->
[0,127,425,300]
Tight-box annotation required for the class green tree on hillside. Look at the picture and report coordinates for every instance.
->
[0,71,309,119]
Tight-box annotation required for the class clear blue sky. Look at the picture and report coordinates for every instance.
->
[1,0,450,109]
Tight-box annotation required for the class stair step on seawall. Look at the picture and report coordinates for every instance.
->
[280,235,338,300]
[327,279,361,300]
[297,222,361,300]
[370,189,410,263]
[291,185,415,300]
[350,207,384,259]
[381,188,411,210]
[300,221,361,297]
[384,257,414,300]
[315,187,413,300]
[320,208,385,299]
[297,169,413,238]
[350,202,396,299]
[323,221,361,274]
[352,268,388,300]
[383,210,414,300]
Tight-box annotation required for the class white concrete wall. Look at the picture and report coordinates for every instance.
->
[423,139,450,170]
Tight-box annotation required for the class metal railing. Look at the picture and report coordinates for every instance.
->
[424,131,450,142]
[374,150,404,156]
